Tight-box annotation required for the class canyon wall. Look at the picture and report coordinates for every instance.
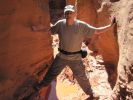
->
[49,0,66,23]
[111,0,133,99]
[0,0,132,99]
[0,0,53,99]
[66,0,76,5]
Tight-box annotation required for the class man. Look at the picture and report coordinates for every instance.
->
[32,4,115,99]
[34,4,115,98]
[25,5,115,100]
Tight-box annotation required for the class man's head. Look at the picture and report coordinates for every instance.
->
[64,5,76,20]
[64,5,75,13]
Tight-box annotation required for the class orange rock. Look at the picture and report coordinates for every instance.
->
[66,0,76,5]
[77,0,97,26]
[0,0,53,99]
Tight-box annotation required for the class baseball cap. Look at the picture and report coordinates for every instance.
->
[64,5,75,13]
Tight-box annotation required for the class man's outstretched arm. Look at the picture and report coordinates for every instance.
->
[89,17,116,31]
[31,25,50,32]
[31,21,60,35]
[89,24,111,30]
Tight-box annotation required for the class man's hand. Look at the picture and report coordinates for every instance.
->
[111,17,116,26]
[31,24,50,32]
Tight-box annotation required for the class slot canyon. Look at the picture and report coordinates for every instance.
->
[0,0,132,100]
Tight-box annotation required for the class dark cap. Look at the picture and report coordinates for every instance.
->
[64,5,75,13]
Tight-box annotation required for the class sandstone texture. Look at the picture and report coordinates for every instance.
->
[0,0,53,100]
[66,0,76,5]
[110,0,133,99]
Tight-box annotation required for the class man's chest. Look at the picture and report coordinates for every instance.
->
[60,25,84,39]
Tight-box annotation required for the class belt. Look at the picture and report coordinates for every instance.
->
[58,48,81,55]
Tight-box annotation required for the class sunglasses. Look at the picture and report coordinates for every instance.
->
[65,11,73,15]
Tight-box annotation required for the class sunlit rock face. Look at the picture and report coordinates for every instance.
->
[112,0,133,99]
[0,0,53,99]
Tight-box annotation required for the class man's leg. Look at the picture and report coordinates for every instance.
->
[36,56,66,89]
[68,60,93,96]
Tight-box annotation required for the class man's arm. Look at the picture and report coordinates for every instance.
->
[89,17,116,31]
[31,21,60,35]
[50,21,61,35]
[31,25,50,32]
[89,24,111,30]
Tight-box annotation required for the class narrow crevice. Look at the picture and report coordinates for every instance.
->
[49,0,66,23]
[110,0,120,2]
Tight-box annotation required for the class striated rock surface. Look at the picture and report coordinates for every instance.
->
[0,0,53,99]
[110,0,133,99]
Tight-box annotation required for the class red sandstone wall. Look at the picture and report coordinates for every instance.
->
[77,0,97,26]
[76,0,119,87]
[66,0,76,5]
[0,0,53,99]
